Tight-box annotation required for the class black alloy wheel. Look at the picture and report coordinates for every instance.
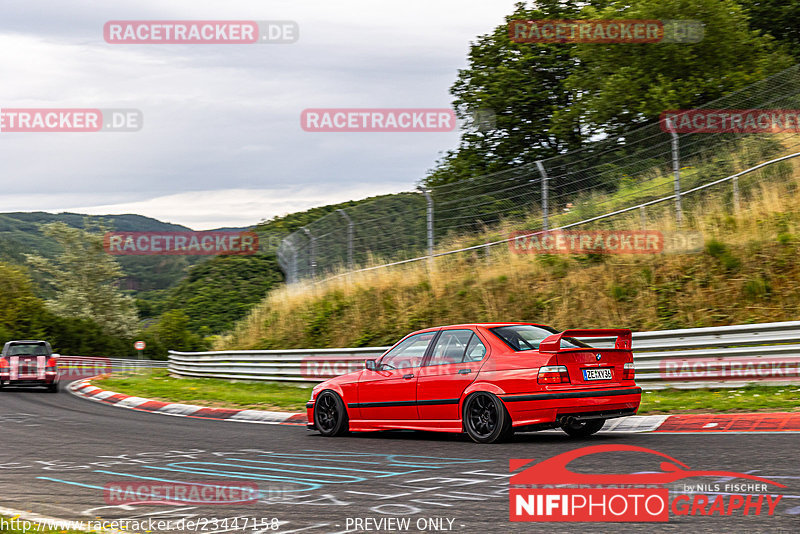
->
[314,391,349,436]
[463,392,513,444]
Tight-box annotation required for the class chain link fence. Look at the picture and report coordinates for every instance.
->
[278,64,800,283]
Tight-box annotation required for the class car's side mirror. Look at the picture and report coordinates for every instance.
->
[365,359,377,371]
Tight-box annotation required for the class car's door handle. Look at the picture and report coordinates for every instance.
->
[402,373,414,379]
[458,369,472,374]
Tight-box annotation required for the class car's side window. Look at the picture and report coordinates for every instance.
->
[427,329,474,366]
[379,332,436,370]
[464,335,487,362]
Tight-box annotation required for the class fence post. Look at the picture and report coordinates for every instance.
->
[283,241,298,284]
[422,188,434,270]
[337,209,354,271]
[536,161,549,231]
[640,205,646,230]
[733,176,740,213]
[301,226,316,279]
[670,130,683,227]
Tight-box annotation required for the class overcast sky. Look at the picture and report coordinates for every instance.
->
[0,0,519,229]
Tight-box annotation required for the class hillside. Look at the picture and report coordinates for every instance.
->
[140,193,411,335]
[219,156,800,350]
[0,212,205,293]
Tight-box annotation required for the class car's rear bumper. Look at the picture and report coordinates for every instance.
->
[499,386,642,428]
[1,378,56,386]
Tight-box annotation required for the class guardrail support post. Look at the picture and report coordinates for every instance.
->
[640,205,646,230]
[536,161,549,231]
[337,209,355,271]
[733,176,740,213]
[302,226,316,279]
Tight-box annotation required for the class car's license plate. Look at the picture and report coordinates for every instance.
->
[583,368,613,381]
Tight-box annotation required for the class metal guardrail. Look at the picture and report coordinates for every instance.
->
[168,321,800,389]
[168,348,384,386]
[58,356,167,379]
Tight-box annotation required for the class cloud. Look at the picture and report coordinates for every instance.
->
[55,183,413,229]
[0,0,518,226]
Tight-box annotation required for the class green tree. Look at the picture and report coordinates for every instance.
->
[0,261,132,356]
[139,310,208,360]
[25,221,139,337]
[426,0,587,187]
[424,0,793,187]
[0,262,49,341]
[554,0,793,137]
[162,254,284,334]
[736,0,800,59]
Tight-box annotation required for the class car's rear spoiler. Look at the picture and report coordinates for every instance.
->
[539,329,632,352]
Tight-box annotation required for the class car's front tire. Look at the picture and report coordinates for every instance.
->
[561,418,605,438]
[463,392,513,444]
[314,391,349,437]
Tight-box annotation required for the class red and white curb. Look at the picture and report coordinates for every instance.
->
[67,378,308,426]
[68,378,800,433]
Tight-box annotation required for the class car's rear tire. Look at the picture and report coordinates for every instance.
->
[463,392,513,444]
[561,418,605,438]
[47,382,59,393]
[314,391,349,437]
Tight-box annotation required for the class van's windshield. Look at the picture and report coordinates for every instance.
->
[7,343,48,356]
[490,325,591,352]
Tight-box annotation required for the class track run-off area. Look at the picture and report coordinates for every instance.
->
[1,381,798,534]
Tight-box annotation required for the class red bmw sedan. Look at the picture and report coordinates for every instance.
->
[307,323,641,443]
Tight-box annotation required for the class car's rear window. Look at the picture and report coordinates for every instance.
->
[7,343,48,356]
[490,325,591,352]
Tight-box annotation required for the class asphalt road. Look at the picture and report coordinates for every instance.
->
[1,383,798,534]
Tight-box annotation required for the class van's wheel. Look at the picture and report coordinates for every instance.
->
[561,418,605,438]
[463,392,513,444]
[314,391,349,436]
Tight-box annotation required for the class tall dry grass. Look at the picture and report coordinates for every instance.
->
[219,149,800,350]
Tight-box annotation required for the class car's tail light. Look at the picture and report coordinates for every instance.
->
[538,365,570,384]
[623,362,635,380]
[45,358,58,373]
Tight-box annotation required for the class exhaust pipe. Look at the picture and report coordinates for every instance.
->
[559,415,577,427]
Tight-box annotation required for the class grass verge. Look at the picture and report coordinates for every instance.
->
[92,369,309,412]
[92,371,799,415]
[638,385,800,414]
